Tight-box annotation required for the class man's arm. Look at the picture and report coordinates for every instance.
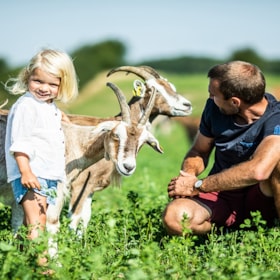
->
[181,132,215,176]
[200,135,280,192]
[168,134,280,199]
[199,134,280,219]
[168,132,214,198]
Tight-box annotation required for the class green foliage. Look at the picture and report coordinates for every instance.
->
[1,122,280,278]
[0,58,8,74]
[140,56,223,75]
[1,190,280,279]
[229,48,265,68]
[140,48,280,76]
[0,203,11,230]
[71,40,127,88]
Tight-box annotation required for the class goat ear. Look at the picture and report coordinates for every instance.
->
[91,121,118,135]
[145,132,164,154]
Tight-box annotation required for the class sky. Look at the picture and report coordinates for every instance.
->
[1,0,280,67]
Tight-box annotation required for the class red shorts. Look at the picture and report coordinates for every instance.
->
[193,185,277,228]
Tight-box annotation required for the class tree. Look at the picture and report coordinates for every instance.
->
[229,48,266,69]
[71,40,127,88]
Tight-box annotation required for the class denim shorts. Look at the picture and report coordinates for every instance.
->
[11,177,58,205]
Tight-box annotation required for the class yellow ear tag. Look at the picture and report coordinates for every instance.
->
[132,80,145,97]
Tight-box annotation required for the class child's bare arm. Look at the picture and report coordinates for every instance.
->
[14,152,41,190]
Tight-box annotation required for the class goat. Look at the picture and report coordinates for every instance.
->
[56,66,193,233]
[0,100,24,231]
[0,82,162,235]
[67,65,192,125]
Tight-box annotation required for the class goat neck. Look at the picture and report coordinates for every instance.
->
[63,121,118,183]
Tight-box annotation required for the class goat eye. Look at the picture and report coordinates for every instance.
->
[112,133,119,140]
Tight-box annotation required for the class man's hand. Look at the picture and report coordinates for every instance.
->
[167,170,199,199]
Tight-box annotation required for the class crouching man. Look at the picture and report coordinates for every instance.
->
[163,61,280,235]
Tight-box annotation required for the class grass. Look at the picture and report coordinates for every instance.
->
[1,123,280,279]
[1,72,280,279]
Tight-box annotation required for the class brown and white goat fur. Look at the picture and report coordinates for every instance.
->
[60,66,192,233]
[0,82,162,236]
[0,101,23,231]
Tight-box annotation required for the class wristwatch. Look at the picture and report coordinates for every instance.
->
[194,179,203,190]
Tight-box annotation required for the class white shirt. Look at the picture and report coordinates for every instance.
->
[5,92,66,183]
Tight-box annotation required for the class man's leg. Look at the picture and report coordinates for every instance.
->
[162,198,211,235]
[265,161,280,219]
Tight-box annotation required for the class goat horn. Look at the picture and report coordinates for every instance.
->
[107,66,156,80]
[137,66,161,79]
[139,86,156,126]
[106,82,131,124]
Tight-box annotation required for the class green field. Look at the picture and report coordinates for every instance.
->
[1,72,280,279]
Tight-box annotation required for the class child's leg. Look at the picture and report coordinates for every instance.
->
[21,190,47,240]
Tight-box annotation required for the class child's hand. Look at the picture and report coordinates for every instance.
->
[21,171,41,190]
[14,152,41,190]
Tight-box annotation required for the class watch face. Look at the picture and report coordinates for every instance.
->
[195,180,203,188]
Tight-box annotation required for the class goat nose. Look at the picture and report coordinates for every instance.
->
[123,163,135,173]
[185,102,192,107]
[185,102,192,110]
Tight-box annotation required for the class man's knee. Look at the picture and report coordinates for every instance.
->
[162,199,194,235]
[270,161,280,184]
[162,198,211,235]
[263,161,280,197]
[162,204,179,235]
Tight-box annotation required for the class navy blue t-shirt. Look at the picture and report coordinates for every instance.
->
[199,93,280,175]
